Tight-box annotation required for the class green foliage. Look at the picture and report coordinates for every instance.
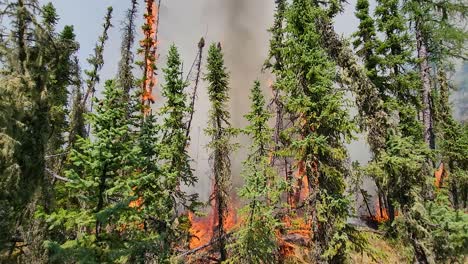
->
[352,0,379,79]
[274,0,357,261]
[118,0,138,97]
[227,81,284,263]
[0,1,77,259]
[404,0,468,66]
[44,80,141,263]
[264,0,286,72]
[204,43,238,261]
[83,7,113,111]
[426,192,468,262]
[156,44,199,242]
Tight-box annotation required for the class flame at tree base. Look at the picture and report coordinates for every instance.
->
[188,204,238,250]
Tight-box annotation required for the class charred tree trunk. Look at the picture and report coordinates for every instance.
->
[185,38,205,141]
[213,115,228,262]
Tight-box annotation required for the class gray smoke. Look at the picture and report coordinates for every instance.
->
[157,0,275,201]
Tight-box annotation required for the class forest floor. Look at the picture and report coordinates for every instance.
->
[280,230,411,264]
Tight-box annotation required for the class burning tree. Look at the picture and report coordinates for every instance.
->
[204,43,238,262]
[139,0,160,115]
[272,0,357,262]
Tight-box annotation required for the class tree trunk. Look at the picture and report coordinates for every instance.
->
[416,21,433,149]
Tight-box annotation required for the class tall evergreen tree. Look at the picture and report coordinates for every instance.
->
[82,7,113,115]
[264,0,297,206]
[276,0,356,261]
[204,43,238,262]
[44,80,140,263]
[352,0,378,80]
[0,1,75,260]
[228,81,283,263]
[157,44,198,231]
[117,0,138,98]
[404,0,467,148]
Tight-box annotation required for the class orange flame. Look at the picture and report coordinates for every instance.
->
[374,199,389,223]
[290,160,310,208]
[140,0,159,113]
[188,211,214,249]
[188,202,238,249]
[435,163,446,188]
[278,216,311,258]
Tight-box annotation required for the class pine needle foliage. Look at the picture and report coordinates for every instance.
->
[276,0,357,261]
[118,0,138,98]
[227,81,284,264]
[0,1,76,259]
[204,43,238,262]
[44,80,141,263]
[157,44,199,241]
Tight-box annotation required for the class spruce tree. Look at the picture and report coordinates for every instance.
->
[0,1,74,259]
[404,0,467,148]
[227,81,283,263]
[82,7,113,113]
[45,80,140,263]
[277,0,356,261]
[352,0,379,82]
[157,44,198,235]
[117,0,138,98]
[204,43,238,262]
[264,0,296,206]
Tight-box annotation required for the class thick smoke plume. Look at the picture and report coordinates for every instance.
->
[157,0,275,201]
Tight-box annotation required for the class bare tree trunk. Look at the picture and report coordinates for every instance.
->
[416,21,433,149]
[185,38,205,141]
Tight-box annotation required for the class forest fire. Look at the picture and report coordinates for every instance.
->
[188,203,239,249]
[373,199,390,223]
[435,163,446,188]
[140,0,160,111]
[279,216,311,258]
[296,161,310,202]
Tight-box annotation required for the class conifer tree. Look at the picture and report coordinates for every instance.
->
[0,1,74,259]
[82,7,113,113]
[371,0,424,222]
[404,0,467,148]
[204,43,238,262]
[228,81,282,263]
[45,80,140,263]
[277,0,356,261]
[264,0,296,205]
[158,44,198,224]
[118,0,138,98]
[352,0,378,81]
[433,71,468,209]
[67,58,87,150]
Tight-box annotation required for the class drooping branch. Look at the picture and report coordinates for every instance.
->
[316,16,389,155]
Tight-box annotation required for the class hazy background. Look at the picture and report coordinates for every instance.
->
[40,0,465,216]
[38,0,372,202]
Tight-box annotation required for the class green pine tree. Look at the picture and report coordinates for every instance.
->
[276,1,357,261]
[118,0,138,98]
[0,1,75,260]
[227,81,283,263]
[204,43,238,262]
[156,44,198,250]
[45,80,140,263]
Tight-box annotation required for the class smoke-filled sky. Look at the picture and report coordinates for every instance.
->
[41,0,369,200]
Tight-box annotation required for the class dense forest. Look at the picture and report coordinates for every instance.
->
[0,0,467,263]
